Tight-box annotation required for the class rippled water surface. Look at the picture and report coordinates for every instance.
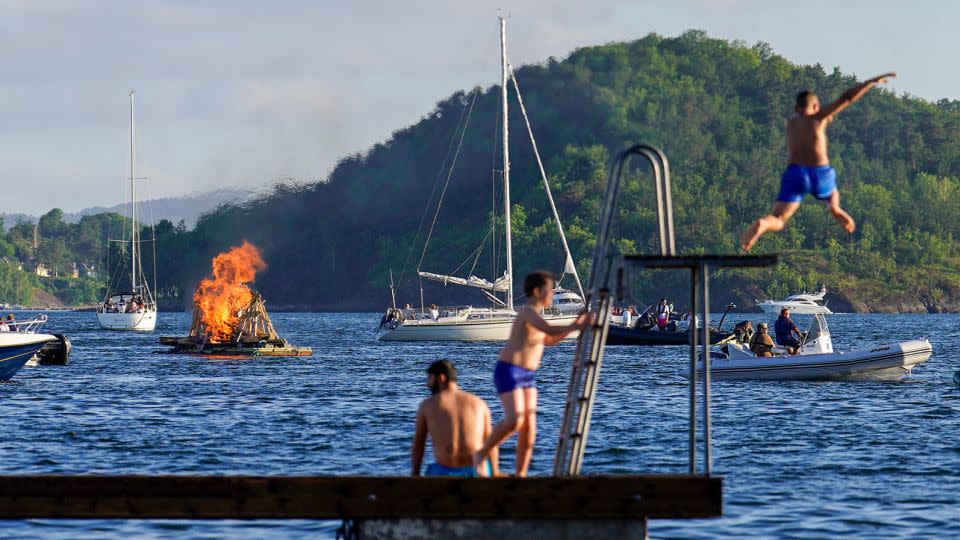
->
[0,312,958,538]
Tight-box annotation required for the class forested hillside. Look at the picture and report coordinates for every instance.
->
[6,31,960,311]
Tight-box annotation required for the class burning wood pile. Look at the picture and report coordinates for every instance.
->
[160,241,311,357]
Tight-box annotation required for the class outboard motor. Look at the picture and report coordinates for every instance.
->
[378,308,403,331]
[36,334,72,365]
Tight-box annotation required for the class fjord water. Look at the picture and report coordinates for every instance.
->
[1,312,957,539]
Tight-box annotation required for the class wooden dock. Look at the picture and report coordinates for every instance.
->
[0,474,720,519]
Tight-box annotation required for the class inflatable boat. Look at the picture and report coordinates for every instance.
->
[681,314,932,381]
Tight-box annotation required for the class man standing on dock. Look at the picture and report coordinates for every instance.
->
[412,360,497,477]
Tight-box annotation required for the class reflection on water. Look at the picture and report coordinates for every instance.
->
[0,312,957,539]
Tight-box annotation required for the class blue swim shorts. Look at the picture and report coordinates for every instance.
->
[776,164,837,203]
[425,463,487,477]
[493,361,537,394]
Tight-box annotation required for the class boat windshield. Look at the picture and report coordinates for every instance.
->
[802,315,830,345]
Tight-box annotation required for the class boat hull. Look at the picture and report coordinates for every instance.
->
[681,339,932,381]
[0,333,57,380]
[378,314,579,342]
[96,310,157,331]
[606,325,731,346]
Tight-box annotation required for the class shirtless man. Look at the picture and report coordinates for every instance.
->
[472,271,590,477]
[412,359,497,477]
[741,72,896,251]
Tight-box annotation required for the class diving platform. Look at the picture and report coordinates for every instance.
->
[0,475,720,520]
[0,474,720,539]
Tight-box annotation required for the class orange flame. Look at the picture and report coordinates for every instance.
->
[193,241,266,343]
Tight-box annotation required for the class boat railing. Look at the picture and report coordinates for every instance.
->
[1,314,48,334]
[396,305,476,320]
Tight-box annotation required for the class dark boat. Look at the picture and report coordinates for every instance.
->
[605,303,736,346]
[606,325,732,345]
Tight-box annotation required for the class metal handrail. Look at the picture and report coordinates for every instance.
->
[553,144,677,476]
[1,314,48,334]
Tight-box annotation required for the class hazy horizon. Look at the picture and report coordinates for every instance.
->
[2,0,957,214]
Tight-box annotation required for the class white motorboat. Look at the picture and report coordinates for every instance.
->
[681,314,932,381]
[0,316,60,380]
[96,91,158,331]
[552,288,585,315]
[757,286,832,315]
[377,17,583,342]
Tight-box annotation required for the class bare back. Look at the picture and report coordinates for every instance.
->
[498,307,547,371]
[418,390,490,467]
[786,115,830,166]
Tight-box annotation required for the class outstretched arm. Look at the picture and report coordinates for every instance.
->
[411,405,428,476]
[521,308,590,338]
[819,72,896,120]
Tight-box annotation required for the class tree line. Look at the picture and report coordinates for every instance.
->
[4,31,960,310]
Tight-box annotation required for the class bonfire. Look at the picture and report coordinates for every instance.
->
[160,241,311,356]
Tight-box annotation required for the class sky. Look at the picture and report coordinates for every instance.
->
[2,0,958,215]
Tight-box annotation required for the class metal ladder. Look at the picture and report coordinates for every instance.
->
[552,145,675,476]
[552,144,777,477]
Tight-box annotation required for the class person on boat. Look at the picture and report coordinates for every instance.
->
[472,271,590,477]
[740,72,896,251]
[401,303,416,319]
[656,298,670,331]
[429,304,439,320]
[774,308,803,354]
[412,360,496,477]
[750,323,775,357]
[734,320,754,344]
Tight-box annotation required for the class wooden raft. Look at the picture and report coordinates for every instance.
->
[0,475,721,520]
[159,292,312,357]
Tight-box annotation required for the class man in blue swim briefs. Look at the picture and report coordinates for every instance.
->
[741,72,896,251]
[472,271,590,477]
[412,360,496,477]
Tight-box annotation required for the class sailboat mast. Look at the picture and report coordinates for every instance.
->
[499,16,513,310]
[129,90,137,296]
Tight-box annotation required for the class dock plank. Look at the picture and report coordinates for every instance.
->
[0,475,721,520]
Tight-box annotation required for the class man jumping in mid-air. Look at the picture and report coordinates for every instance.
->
[741,72,896,251]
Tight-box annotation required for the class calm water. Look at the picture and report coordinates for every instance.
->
[0,312,957,539]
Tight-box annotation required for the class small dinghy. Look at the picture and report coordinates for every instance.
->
[607,303,736,346]
[681,314,932,381]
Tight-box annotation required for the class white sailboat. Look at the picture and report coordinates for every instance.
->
[96,91,158,331]
[378,17,582,342]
